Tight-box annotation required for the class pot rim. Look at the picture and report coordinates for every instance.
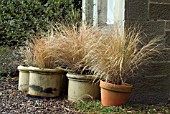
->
[28,66,66,73]
[17,65,29,71]
[66,72,98,80]
[100,80,133,93]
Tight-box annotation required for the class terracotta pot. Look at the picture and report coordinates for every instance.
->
[28,67,65,97]
[100,80,133,106]
[17,66,29,92]
[66,73,100,101]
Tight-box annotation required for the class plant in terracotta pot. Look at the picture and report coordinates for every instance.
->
[84,26,163,106]
[50,24,103,101]
[20,35,67,97]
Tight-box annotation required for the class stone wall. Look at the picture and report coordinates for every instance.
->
[84,0,170,104]
[125,0,170,104]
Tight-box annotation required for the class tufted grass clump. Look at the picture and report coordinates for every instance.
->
[49,24,103,74]
[84,26,163,84]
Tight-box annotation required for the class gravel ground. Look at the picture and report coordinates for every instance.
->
[1,77,169,114]
[0,77,81,114]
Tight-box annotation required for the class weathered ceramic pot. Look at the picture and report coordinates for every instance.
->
[66,73,100,101]
[28,67,65,97]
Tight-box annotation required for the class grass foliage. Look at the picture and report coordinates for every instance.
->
[19,24,163,79]
[19,24,101,70]
[48,25,103,74]
[19,35,58,68]
[84,26,163,84]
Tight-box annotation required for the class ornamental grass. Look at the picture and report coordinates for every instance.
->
[84,26,163,84]
[49,24,103,74]
[19,35,58,69]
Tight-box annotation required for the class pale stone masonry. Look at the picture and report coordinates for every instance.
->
[84,0,170,104]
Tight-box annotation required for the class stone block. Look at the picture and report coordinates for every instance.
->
[161,50,170,61]
[150,0,170,3]
[128,75,170,104]
[165,31,170,47]
[167,48,170,61]
[140,61,170,76]
[149,3,170,20]
[125,0,149,21]
[166,21,170,29]
[149,48,170,61]
[140,21,165,40]
[125,21,165,40]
